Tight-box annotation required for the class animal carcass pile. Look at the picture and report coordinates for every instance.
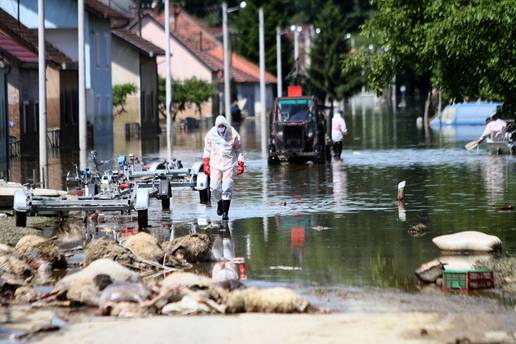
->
[0,232,315,317]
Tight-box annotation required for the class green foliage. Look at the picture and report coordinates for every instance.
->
[232,0,294,78]
[112,83,137,115]
[158,77,215,117]
[231,0,370,89]
[305,1,362,103]
[352,0,516,113]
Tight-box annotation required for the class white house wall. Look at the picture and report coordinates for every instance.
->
[111,36,141,156]
[139,18,212,82]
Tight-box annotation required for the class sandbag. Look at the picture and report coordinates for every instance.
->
[415,259,443,283]
[439,255,493,270]
[432,231,501,252]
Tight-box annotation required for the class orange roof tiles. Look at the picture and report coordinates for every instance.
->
[147,4,276,84]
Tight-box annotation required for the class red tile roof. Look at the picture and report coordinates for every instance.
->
[208,46,277,84]
[112,29,165,56]
[0,31,38,64]
[0,8,74,68]
[146,5,276,84]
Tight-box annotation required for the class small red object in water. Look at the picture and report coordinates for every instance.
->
[288,85,302,97]
[239,263,247,280]
[120,182,129,190]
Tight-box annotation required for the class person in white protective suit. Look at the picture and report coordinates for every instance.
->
[203,115,245,220]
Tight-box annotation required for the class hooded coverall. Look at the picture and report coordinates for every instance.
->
[203,115,244,202]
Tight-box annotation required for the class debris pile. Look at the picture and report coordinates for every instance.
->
[0,232,314,318]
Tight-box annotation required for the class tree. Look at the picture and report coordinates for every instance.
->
[352,0,516,114]
[158,77,214,117]
[232,0,294,78]
[112,83,137,115]
[305,1,361,107]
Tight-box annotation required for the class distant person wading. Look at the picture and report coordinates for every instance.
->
[331,110,348,159]
[203,115,245,220]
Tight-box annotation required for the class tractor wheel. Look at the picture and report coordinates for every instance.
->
[15,211,27,227]
[137,209,148,229]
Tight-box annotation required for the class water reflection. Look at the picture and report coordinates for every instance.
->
[7,107,516,293]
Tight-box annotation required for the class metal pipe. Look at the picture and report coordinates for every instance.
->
[38,0,47,188]
[276,26,282,98]
[259,7,266,157]
[165,0,172,162]
[222,2,231,124]
[78,0,87,170]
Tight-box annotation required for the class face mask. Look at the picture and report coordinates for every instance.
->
[217,127,226,135]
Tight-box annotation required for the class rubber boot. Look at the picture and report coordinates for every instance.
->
[217,200,223,216]
[222,200,231,220]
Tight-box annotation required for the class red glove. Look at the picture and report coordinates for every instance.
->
[203,158,210,176]
[237,161,245,175]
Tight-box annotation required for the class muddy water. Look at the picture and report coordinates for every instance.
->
[8,104,516,293]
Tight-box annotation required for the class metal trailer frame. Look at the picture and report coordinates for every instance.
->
[13,185,150,229]
[124,159,211,205]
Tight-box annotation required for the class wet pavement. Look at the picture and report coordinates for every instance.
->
[8,103,516,293]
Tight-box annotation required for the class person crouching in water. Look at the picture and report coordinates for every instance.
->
[331,110,348,159]
[203,115,245,220]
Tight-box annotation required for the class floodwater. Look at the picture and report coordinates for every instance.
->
[9,102,516,293]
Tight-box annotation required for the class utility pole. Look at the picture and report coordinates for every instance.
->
[78,0,87,170]
[38,0,48,188]
[293,28,299,62]
[276,26,282,98]
[259,7,266,157]
[165,0,172,162]
[222,2,231,124]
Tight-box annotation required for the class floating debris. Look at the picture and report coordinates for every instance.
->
[408,223,427,236]
[269,266,302,271]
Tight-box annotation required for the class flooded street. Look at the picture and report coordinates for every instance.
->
[10,104,516,294]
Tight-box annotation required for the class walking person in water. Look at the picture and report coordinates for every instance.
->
[203,115,245,220]
[331,109,348,159]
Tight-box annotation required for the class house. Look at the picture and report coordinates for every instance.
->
[0,61,8,179]
[0,0,128,161]
[111,28,163,155]
[0,7,77,185]
[131,4,276,119]
[0,8,76,153]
